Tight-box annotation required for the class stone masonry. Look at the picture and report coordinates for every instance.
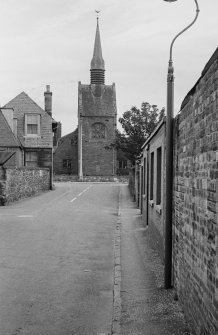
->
[137,48,218,335]
[53,130,78,175]
[0,167,50,205]
[78,83,117,176]
[77,19,117,177]
[173,49,218,335]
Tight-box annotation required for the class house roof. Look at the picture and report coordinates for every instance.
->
[4,91,59,125]
[0,151,16,165]
[3,91,46,116]
[0,110,20,147]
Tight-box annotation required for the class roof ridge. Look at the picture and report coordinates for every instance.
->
[4,91,48,116]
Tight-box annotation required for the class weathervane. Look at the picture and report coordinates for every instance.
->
[95,10,100,20]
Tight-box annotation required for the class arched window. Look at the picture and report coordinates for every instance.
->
[92,122,106,139]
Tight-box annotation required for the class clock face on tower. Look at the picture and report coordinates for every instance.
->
[92,122,106,139]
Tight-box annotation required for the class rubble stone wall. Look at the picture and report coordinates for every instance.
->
[0,167,50,205]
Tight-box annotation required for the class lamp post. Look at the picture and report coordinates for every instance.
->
[163,0,200,289]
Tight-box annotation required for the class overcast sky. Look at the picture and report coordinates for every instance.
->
[0,0,217,136]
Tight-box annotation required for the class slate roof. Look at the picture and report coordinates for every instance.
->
[4,91,45,116]
[0,110,20,147]
[4,91,58,125]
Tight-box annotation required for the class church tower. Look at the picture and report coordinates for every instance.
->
[78,17,117,177]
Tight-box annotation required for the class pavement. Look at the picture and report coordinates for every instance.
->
[116,184,193,335]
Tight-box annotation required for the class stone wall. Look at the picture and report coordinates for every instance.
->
[0,167,50,205]
[81,115,116,176]
[173,50,218,335]
[78,83,117,176]
[53,130,78,175]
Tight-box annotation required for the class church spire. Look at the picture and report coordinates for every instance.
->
[90,17,105,84]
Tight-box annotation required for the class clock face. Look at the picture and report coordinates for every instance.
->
[92,123,106,139]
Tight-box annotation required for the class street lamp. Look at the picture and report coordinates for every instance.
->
[163,0,200,289]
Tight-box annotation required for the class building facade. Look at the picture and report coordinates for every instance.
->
[3,86,58,170]
[53,129,78,175]
[140,119,166,260]
[138,48,218,335]
[78,18,117,177]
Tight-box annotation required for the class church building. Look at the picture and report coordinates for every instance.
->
[78,18,117,178]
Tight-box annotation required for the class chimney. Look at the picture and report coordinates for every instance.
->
[44,85,52,116]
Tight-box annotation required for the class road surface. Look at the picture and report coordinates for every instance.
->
[0,182,120,335]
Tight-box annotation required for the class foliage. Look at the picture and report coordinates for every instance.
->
[108,102,165,163]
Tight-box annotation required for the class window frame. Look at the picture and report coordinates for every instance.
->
[150,151,154,201]
[25,151,38,167]
[63,159,72,169]
[156,146,162,206]
[25,114,41,137]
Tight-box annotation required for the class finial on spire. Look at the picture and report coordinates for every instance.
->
[95,10,100,20]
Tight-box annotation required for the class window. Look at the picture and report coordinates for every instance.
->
[119,160,127,169]
[63,159,72,168]
[25,114,40,136]
[150,152,154,200]
[92,123,106,139]
[25,151,38,167]
[156,147,162,205]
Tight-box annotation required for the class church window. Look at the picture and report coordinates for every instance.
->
[92,122,106,139]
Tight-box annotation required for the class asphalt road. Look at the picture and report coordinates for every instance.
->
[0,182,120,335]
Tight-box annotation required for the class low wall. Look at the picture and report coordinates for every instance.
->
[0,167,50,205]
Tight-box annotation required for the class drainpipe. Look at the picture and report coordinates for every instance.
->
[78,114,83,181]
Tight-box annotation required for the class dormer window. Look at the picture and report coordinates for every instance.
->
[25,114,40,136]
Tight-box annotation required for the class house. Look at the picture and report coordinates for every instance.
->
[139,118,166,259]
[3,86,58,169]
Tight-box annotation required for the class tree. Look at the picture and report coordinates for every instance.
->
[108,102,165,163]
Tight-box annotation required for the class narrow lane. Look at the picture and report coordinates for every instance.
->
[0,182,120,335]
